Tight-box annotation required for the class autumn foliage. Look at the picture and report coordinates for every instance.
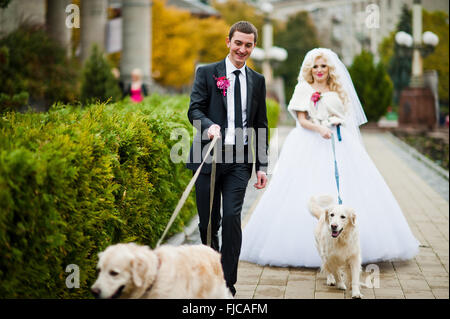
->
[152,0,230,89]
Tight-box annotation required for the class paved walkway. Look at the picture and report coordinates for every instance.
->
[234,126,449,299]
[177,124,449,299]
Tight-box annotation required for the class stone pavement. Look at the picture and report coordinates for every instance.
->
[234,125,449,299]
[177,124,449,299]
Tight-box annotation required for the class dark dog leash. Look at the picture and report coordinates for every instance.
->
[156,135,218,248]
[207,138,217,247]
[331,124,343,205]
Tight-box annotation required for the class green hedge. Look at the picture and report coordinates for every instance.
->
[0,94,280,298]
[0,95,198,298]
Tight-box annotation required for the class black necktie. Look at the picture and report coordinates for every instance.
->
[233,70,243,129]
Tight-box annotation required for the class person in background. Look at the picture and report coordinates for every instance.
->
[125,68,148,103]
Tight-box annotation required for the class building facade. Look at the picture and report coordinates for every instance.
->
[266,0,448,65]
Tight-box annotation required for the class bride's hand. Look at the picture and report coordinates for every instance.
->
[318,126,332,139]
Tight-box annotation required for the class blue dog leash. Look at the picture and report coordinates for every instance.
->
[331,124,342,205]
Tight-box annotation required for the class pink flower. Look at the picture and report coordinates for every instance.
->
[214,76,230,96]
[311,91,322,107]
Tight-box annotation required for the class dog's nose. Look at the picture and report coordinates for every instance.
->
[91,287,101,298]
[331,224,338,230]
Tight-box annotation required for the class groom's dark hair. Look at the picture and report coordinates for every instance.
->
[229,21,258,44]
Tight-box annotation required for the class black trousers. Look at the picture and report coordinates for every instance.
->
[194,156,252,288]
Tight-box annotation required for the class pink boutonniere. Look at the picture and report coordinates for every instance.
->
[311,91,322,107]
[214,75,230,96]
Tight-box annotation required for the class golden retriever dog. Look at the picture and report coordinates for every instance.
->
[91,243,232,299]
[309,195,363,299]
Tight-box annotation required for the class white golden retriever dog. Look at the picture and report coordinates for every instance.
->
[91,243,232,299]
[309,195,363,299]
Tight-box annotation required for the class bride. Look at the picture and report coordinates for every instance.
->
[240,48,419,267]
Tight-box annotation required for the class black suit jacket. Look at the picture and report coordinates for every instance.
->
[186,59,268,174]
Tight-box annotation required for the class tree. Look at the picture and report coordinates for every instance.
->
[212,0,264,37]
[0,46,28,113]
[274,11,320,102]
[0,23,79,112]
[423,10,449,105]
[349,50,393,122]
[152,0,229,89]
[195,17,231,64]
[378,31,395,68]
[80,44,122,104]
[378,7,448,106]
[387,4,412,104]
[152,0,197,88]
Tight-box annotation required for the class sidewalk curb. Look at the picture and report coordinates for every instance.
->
[385,131,449,181]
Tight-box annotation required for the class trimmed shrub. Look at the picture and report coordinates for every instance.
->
[0,95,195,298]
[0,94,280,298]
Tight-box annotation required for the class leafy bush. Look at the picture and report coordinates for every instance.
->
[349,50,393,122]
[0,95,196,298]
[0,24,80,113]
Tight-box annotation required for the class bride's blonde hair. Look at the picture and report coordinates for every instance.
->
[301,51,348,111]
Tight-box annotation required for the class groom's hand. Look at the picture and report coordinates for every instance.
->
[207,124,221,139]
[254,171,267,189]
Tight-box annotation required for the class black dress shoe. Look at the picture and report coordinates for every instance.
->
[228,286,236,297]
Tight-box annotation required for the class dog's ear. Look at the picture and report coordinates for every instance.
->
[325,208,330,223]
[348,208,356,226]
[131,249,158,288]
[131,252,147,287]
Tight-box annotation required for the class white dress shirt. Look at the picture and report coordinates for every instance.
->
[225,56,248,145]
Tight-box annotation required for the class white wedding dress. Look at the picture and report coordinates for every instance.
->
[240,81,420,267]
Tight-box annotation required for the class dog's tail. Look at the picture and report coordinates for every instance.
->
[308,195,335,219]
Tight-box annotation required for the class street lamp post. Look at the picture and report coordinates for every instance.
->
[396,0,439,129]
[250,1,287,106]
[261,1,274,86]
[410,0,424,87]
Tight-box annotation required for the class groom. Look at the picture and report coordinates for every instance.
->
[186,21,268,296]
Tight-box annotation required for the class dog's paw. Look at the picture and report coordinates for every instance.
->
[326,275,336,286]
[351,291,363,299]
[337,282,347,290]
